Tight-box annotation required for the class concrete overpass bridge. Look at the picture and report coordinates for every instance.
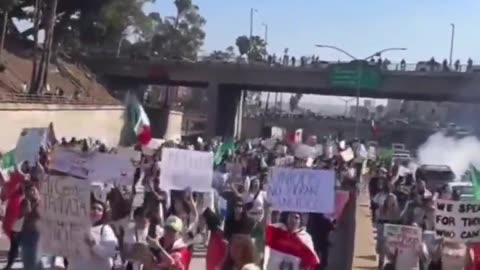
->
[88,57,480,137]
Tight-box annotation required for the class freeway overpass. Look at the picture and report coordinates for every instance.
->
[88,57,480,137]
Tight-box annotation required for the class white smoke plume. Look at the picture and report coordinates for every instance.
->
[417,132,480,179]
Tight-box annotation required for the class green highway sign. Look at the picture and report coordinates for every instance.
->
[328,61,383,90]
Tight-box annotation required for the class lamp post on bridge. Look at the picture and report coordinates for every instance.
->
[314,45,406,138]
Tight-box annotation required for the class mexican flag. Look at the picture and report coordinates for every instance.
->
[214,140,236,166]
[264,224,320,270]
[124,93,152,146]
[470,165,480,200]
[0,151,16,182]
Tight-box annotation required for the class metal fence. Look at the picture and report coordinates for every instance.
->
[0,93,120,105]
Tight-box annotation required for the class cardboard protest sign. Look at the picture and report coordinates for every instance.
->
[267,167,335,213]
[160,148,214,192]
[435,199,480,243]
[274,156,295,167]
[51,147,135,184]
[384,224,422,252]
[50,148,90,179]
[38,176,91,258]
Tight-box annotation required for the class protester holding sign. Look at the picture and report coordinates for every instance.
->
[67,199,118,270]
[264,212,319,270]
[373,182,401,269]
[122,207,164,270]
[383,224,427,270]
[19,182,43,270]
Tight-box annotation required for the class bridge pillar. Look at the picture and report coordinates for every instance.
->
[206,83,242,138]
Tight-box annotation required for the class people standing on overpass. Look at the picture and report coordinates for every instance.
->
[467,58,473,72]
[400,59,407,71]
[454,59,461,71]
[442,59,449,71]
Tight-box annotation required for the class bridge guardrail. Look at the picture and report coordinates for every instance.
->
[0,93,120,105]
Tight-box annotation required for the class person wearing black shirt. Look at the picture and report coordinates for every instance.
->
[224,199,255,241]
[306,213,334,270]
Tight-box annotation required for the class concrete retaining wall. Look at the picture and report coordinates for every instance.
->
[0,103,125,152]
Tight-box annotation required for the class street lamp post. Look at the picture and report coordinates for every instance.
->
[449,23,455,67]
[249,8,258,40]
[262,23,268,45]
[338,97,356,117]
[315,45,406,138]
[237,8,257,139]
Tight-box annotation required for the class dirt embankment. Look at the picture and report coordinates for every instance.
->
[0,38,119,104]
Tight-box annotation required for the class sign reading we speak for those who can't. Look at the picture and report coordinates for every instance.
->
[160,148,214,192]
[435,199,480,243]
[267,167,335,214]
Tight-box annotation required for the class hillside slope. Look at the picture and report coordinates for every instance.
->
[0,39,119,104]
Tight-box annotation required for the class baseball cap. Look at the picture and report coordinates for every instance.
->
[165,215,183,232]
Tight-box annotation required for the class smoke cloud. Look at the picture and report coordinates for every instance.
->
[417,132,480,179]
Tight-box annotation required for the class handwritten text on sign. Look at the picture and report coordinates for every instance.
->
[38,176,91,258]
[267,168,335,213]
[384,224,422,252]
[51,147,135,184]
[160,148,214,192]
[435,199,480,243]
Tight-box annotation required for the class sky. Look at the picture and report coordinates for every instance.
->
[143,0,480,106]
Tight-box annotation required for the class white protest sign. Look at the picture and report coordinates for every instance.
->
[274,156,295,167]
[340,148,354,162]
[294,144,318,159]
[384,224,422,252]
[267,168,335,213]
[160,148,213,192]
[15,128,49,164]
[38,176,91,258]
[435,199,480,243]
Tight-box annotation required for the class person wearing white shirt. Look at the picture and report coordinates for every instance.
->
[123,207,164,270]
[68,200,118,270]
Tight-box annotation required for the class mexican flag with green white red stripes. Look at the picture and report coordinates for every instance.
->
[0,150,16,181]
[470,165,480,200]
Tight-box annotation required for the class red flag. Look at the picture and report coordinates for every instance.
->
[371,120,379,138]
[2,171,24,239]
[206,230,227,270]
[264,224,320,269]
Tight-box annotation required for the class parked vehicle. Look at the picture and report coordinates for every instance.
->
[415,164,456,191]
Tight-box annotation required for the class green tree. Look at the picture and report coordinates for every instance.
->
[0,0,16,60]
[205,46,235,61]
[235,35,267,61]
[149,0,206,60]
[248,35,267,61]
[235,35,250,55]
